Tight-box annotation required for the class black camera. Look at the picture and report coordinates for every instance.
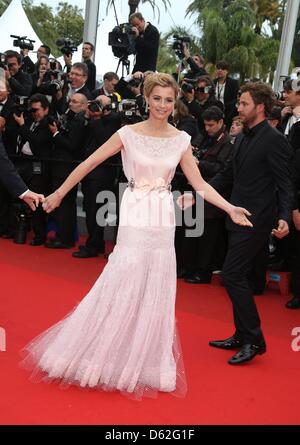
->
[88,100,103,113]
[118,99,142,124]
[274,91,285,101]
[172,35,191,60]
[12,96,29,117]
[108,23,136,58]
[56,38,78,56]
[10,35,35,51]
[128,77,143,89]
[181,78,197,94]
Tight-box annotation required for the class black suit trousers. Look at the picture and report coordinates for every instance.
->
[222,230,269,343]
[51,177,78,245]
[81,174,115,253]
[291,229,300,298]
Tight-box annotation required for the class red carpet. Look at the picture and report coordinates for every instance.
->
[0,237,300,425]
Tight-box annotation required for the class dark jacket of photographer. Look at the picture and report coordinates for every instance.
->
[294,148,300,211]
[132,23,160,73]
[84,111,121,181]
[8,69,33,97]
[51,110,87,178]
[85,59,96,92]
[185,57,207,80]
[214,76,239,128]
[14,117,53,186]
[16,117,53,160]
[195,128,232,218]
[0,95,19,156]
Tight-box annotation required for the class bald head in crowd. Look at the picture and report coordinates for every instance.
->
[69,93,88,113]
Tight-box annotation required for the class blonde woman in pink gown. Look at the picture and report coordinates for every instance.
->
[20,73,252,398]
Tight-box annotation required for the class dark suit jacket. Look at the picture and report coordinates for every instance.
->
[210,120,294,232]
[51,110,87,178]
[198,131,233,218]
[289,121,300,151]
[17,118,53,159]
[0,134,27,197]
[132,23,160,73]
[214,76,239,127]
[8,70,33,97]
[85,59,97,92]
[293,149,300,211]
[0,96,18,155]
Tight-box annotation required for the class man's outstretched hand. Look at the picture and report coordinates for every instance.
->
[21,191,44,211]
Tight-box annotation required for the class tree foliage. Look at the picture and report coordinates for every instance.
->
[186,0,291,81]
[106,0,171,21]
[0,0,84,57]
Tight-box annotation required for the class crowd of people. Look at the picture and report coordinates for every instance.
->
[0,12,299,315]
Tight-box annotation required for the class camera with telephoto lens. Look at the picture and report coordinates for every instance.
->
[172,35,191,60]
[88,100,103,113]
[108,23,136,58]
[10,35,35,51]
[274,91,285,101]
[12,96,29,117]
[118,99,142,124]
[181,78,197,94]
[128,76,144,89]
[56,38,78,56]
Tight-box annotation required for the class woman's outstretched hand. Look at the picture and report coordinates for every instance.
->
[229,206,253,227]
[42,191,63,213]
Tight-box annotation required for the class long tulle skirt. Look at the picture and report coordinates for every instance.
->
[20,226,187,399]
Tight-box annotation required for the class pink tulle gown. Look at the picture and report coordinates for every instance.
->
[20,125,191,399]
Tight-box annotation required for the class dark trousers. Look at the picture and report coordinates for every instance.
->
[222,230,269,344]
[0,183,13,234]
[51,177,78,246]
[182,218,227,275]
[291,229,300,298]
[28,173,49,240]
[81,175,114,253]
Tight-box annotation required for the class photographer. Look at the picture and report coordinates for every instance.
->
[31,55,52,93]
[46,93,88,249]
[185,106,233,284]
[282,78,300,150]
[182,45,207,79]
[129,12,160,73]
[180,78,204,133]
[13,93,53,245]
[4,50,33,97]
[214,60,239,129]
[73,95,122,258]
[92,71,119,104]
[57,62,92,115]
[194,75,224,133]
[82,42,96,92]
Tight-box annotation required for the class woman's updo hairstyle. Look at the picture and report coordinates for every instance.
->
[143,72,179,98]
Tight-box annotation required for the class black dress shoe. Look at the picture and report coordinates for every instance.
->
[30,238,46,246]
[228,342,266,365]
[209,335,243,350]
[184,273,212,284]
[286,297,300,309]
[44,240,74,249]
[72,248,98,258]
